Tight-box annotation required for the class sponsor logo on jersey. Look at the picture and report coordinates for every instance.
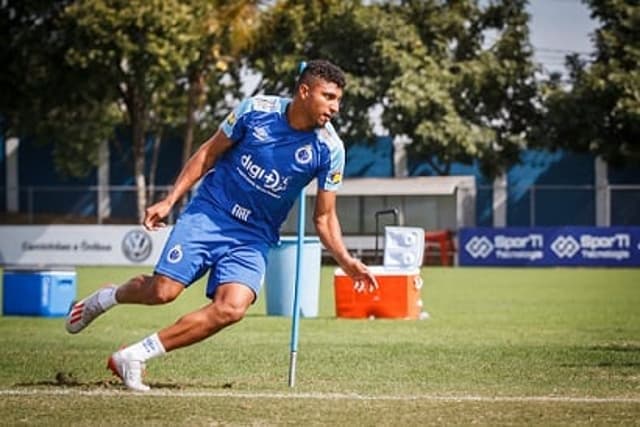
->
[329,171,342,184]
[239,154,290,196]
[225,112,236,126]
[295,145,313,164]
[231,203,252,222]
[252,126,268,141]
[253,97,278,112]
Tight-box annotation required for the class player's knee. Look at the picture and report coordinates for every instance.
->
[215,302,247,326]
[147,276,182,304]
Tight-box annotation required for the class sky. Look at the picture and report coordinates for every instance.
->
[527,0,597,74]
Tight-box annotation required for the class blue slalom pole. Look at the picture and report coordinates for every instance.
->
[288,189,306,387]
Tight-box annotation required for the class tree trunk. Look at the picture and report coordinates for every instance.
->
[148,127,163,205]
[178,70,204,210]
[131,93,148,224]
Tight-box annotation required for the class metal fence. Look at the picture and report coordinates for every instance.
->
[1,184,640,227]
[0,185,178,224]
[477,184,640,227]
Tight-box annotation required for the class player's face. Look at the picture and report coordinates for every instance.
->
[301,79,343,128]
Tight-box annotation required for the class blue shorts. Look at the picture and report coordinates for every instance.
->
[154,199,270,300]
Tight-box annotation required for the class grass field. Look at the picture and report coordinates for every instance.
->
[1,266,639,426]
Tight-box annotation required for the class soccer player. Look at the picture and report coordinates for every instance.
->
[65,59,378,391]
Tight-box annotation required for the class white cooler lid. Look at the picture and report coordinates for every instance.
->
[383,226,425,269]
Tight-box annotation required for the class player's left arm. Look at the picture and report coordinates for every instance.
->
[313,190,378,292]
[143,130,233,231]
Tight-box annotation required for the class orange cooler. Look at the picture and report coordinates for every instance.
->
[334,266,423,319]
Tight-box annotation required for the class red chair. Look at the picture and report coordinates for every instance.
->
[424,230,455,266]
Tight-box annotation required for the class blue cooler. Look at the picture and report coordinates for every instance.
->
[265,237,321,317]
[2,267,77,317]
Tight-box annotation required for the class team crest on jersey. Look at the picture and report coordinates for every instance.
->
[330,171,342,184]
[167,244,183,264]
[295,145,313,164]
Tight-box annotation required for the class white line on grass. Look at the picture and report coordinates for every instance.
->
[1,388,639,403]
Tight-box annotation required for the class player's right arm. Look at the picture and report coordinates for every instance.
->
[143,130,233,231]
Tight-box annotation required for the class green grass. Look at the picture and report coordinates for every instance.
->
[1,266,639,425]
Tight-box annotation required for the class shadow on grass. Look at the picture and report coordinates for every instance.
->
[561,361,640,368]
[14,371,236,390]
[588,343,640,353]
[561,342,640,368]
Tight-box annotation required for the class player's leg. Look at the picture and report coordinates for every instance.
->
[65,274,185,334]
[159,282,255,350]
[107,243,266,391]
[66,204,209,335]
[114,273,184,304]
[107,283,254,392]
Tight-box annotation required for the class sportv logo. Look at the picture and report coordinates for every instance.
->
[550,236,580,258]
[464,234,544,259]
[551,233,631,259]
[465,236,494,258]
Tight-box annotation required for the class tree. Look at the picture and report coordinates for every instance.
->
[248,0,540,177]
[247,0,387,143]
[540,0,640,166]
[173,0,262,208]
[0,0,119,177]
[382,0,540,177]
[63,0,199,221]
[3,0,264,222]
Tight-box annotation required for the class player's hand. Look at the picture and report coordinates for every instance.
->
[143,199,173,231]
[342,257,378,293]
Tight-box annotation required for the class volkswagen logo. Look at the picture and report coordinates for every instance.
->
[122,229,153,263]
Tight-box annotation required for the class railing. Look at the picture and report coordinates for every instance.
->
[0,185,182,224]
[1,184,639,226]
[477,184,640,227]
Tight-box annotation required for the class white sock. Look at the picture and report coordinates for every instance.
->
[96,286,118,310]
[121,333,166,362]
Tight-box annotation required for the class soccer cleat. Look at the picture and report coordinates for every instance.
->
[65,286,115,334]
[107,351,150,392]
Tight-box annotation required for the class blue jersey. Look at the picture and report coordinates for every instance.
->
[196,95,345,245]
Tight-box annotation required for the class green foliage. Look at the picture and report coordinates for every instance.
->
[176,0,261,150]
[248,0,385,142]
[384,0,540,177]
[37,102,121,177]
[249,1,539,177]
[0,1,122,177]
[540,0,640,166]
[64,0,198,91]
[60,0,204,218]
[4,0,638,185]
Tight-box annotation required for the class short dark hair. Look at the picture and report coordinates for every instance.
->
[295,59,346,91]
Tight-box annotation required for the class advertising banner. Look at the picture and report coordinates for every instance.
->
[0,225,171,266]
[459,227,640,267]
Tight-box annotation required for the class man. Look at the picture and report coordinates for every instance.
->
[65,59,378,392]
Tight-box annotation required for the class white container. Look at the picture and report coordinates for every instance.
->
[383,226,425,269]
